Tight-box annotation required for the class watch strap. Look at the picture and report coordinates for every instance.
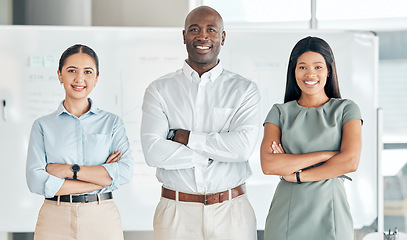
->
[71,164,80,180]
[296,171,302,184]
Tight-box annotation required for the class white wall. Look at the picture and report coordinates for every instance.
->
[92,0,189,27]
[0,26,378,232]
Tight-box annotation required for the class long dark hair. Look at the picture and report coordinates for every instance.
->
[284,36,341,103]
[58,44,99,75]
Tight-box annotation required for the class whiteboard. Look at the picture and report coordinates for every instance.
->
[0,26,377,232]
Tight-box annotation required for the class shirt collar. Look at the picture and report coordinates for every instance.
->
[182,60,223,83]
[56,98,100,116]
[87,98,100,114]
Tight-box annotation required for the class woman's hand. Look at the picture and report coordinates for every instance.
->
[272,142,299,182]
[281,172,297,182]
[271,141,285,154]
[105,150,122,164]
[271,141,297,182]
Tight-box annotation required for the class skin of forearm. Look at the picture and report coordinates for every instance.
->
[261,150,338,176]
[264,119,362,181]
[296,120,362,182]
[297,151,360,182]
[47,163,112,187]
[54,179,104,196]
[77,166,112,187]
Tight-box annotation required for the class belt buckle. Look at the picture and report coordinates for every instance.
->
[204,194,208,205]
[203,193,218,205]
[83,194,89,203]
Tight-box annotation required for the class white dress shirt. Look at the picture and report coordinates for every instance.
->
[140,61,261,193]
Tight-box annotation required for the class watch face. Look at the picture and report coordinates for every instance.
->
[71,164,80,172]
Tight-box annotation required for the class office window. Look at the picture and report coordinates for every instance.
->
[203,0,309,22]
[379,59,407,142]
[202,0,310,28]
[317,0,407,29]
[378,33,407,232]
[317,0,407,20]
[202,0,407,29]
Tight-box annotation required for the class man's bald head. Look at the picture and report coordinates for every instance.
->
[184,6,224,31]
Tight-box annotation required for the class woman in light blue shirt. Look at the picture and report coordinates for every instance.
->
[26,44,134,240]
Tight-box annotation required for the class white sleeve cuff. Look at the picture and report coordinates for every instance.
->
[187,131,207,152]
[191,151,209,167]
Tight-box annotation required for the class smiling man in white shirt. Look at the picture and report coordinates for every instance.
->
[140,6,260,240]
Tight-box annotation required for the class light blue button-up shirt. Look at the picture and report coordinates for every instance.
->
[26,99,134,198]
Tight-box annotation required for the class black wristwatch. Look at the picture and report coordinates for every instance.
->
[167,129,177,141]
[71,164,80,180]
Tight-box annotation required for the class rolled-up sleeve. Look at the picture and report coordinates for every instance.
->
[102,117,134,191]
[26,120,65,198]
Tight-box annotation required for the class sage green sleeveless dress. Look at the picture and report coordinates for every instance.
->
[263,98,362,240]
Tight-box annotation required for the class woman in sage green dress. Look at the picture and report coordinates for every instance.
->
[260,36,363,240]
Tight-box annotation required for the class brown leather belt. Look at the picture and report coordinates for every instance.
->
[161,184,245,205]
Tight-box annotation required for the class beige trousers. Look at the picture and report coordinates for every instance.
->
[153,194,257,240]
[34,199,124,240]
